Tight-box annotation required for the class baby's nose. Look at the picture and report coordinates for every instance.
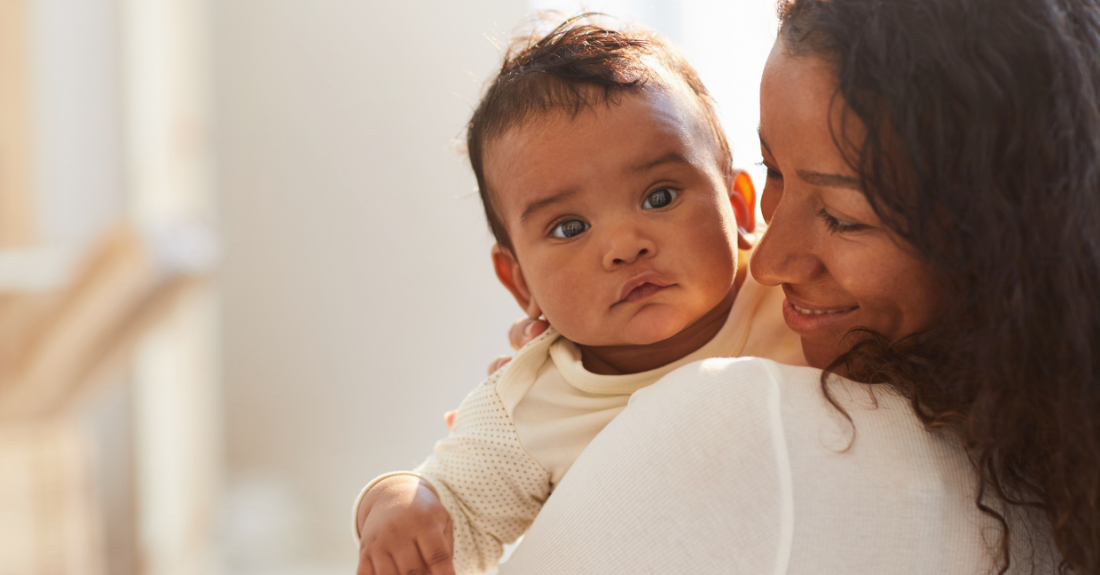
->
[602,234,657,269]
[613,247,648,265]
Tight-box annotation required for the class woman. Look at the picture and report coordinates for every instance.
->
[496,0,1100,572]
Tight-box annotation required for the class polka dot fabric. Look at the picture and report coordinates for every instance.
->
[415,366,552,575]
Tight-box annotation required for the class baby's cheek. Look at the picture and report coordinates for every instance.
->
[532,274,597,338]
[683,225,738,289]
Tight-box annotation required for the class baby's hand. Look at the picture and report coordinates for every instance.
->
[357,475,454,575]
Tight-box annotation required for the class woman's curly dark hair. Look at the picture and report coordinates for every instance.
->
[778,0,1100,572]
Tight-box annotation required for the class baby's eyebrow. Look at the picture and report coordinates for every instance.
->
[629,151,691,173]
[521,189,578,223]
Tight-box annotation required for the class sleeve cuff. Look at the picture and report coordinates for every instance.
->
[350,471,427,543]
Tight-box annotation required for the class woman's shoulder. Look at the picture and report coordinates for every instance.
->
[644,357,1043,573]
[636,356,917,432]
[627,357,1037,572]
[635,356,962,480]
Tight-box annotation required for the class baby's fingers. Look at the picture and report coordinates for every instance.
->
[417,530,455,575]
[357,543,381,575]
[392,542,433,575]
[363,552,399,575]
[356,554,376,575]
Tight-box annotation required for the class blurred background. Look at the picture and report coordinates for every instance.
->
[0,0,777,573]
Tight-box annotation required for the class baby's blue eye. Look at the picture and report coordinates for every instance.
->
[642,188,678,209]
[551,219,589,239]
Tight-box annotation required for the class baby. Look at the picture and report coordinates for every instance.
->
[354,17,803,575]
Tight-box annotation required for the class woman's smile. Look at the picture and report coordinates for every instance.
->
[780,292,859,337]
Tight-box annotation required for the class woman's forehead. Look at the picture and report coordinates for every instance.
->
[760,46,868,171]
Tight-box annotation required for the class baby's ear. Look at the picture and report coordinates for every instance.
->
[491,244,543,319]
[727,169,757,250]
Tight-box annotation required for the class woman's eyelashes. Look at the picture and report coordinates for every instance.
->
[642,187,678,210]
[817,208,866,233]
[758,161,783,181]
[550,218,590,239]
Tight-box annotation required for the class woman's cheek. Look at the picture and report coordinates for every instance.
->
[845,247,940,339]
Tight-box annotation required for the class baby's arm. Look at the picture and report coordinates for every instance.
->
[355,371,553,575]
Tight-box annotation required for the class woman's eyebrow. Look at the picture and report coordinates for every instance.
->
[797,170,861,190]
[759,130,859,189]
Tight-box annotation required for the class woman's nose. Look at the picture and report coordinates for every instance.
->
[601,226,657,270]
[750,200,825,286]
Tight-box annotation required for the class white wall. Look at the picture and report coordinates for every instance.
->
[30,1,131,573]
[32,0,124,244]
[214,1,528,569]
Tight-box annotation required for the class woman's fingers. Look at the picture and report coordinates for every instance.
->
[488,356,512,375]
[490,318,549,375]
[508,317,550,351]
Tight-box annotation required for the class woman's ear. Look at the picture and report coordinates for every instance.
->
[491,244,543,319]
[727,169,757,250]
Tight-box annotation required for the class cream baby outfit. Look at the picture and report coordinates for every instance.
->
[353,274,804,575]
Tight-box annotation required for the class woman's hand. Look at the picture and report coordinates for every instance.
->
[508,317,550,351]
[483,317,549,377]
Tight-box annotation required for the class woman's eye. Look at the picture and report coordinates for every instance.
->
[551,219,590,239]
[757,160,783,181]
[642,188,678,209]
[817,208,866,233]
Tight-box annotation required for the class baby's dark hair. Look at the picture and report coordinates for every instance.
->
[467,15,731,252]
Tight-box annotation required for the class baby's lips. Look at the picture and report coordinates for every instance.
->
[617,272,671,303]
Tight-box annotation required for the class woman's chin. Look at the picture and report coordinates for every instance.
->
[800,340,838,370]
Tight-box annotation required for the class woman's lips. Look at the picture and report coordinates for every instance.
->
[790,302,850,315]
[781,296,859,335]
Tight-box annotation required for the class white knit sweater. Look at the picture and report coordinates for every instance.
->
[498,358,1059,574]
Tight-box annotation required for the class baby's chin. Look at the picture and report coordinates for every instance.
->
[560,314,693,348]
